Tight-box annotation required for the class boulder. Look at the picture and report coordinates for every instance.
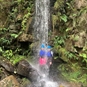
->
[17,60,40,82]
[0,59,41,82]
[59,82,81,87]
[0,60,14,72]
[0,75,20,87]
[18,33,33,42]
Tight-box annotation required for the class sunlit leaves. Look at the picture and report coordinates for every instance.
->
[60,14,68,22]
[54,36,65,46]
[11,34,18,38]
[79,53,87,63]
[2,50,13,59]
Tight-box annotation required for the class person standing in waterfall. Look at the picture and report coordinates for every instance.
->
[39,44,48,75]
[46,45,53,67]
[39,44,47,66]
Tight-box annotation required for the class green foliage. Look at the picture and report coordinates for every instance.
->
[0,47,3,53]
[11,34,18,38]
[79,53,87,64]
[21,1,34,30]
[65,51,78,60]
[66,2,73,9]
[2,50,13,59]
[60,14,68,22]
[78,74,87,84]
[0,28,9,34]
[0,33,20,46]
[54,0,64,10]
[0,27,22,47]
[54,1,59,10]
[22,11,31,30]
[73,35,79,41]
[52,15,59,28]
[53,35,78,62]
[62,71,81,82]
[0,0,3,1]
[54,36,65,46]
[0,68,2,74]
[63,71,87,85]
[65,27,73,32]
[17,0,24,4]
[10,55,24,65]
[58,64,87,85]
[21,78,31,86]
[0,37,11,45]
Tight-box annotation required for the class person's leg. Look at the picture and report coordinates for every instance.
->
[47,58,52,67]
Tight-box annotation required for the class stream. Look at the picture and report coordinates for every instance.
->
[28,63,58,87]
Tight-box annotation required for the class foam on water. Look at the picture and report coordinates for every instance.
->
[30,63,58,87]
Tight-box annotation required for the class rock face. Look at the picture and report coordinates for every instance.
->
[59,82,81,87]
[0,60,14,73]
[0,75,20,87]
[17,60,40,82]
[74,31,87,48]
[18,33,33,42]
[0,59,41,82]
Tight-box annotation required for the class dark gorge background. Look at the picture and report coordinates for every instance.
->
[0,0,87,87]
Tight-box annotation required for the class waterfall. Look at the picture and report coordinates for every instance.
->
[32,0,58,87]
[33,0,50,57]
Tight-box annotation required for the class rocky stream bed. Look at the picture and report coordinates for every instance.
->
[0,58,82,87]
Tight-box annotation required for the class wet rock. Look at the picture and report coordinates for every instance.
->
[0,75,20,87]
[0,59,41,82]
[9,23,16,30]
[17,60,32,76]
[0,60,14,73]
[59,82,81,87]
[17,60,40,82]
[18,33,33,42]
[16,14,23,21]
[74,31,86,48]
[75,0,87,9]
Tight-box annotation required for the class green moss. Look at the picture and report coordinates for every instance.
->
[54,0,64,10]
[58,63,87,86]
[10,55,25,65]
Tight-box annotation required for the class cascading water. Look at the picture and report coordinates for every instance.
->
[32,0,58,87]
[33,0,50,57]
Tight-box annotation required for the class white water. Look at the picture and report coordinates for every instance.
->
[30,63,58,87]
[33,0,50,57]
[32,0,58,87]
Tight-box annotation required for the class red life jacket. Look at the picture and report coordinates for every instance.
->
[39,57,47,65]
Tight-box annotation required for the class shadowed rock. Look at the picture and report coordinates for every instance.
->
[0,59,41,82]
[0,60,14,72]
[17,60,41,82]
[0,75,20,87]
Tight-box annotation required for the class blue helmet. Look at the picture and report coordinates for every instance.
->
[47,45,52,49]
[41,44,45,48]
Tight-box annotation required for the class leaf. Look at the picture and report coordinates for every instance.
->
[60,14,67,22]
[0,47,3,52]
[66,28,72,32]
[79,53,87,58]
[11,34,18,38]
[54,56,58,59]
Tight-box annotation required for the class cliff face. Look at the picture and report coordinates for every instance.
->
[51,1,87,86]
[0,0,34,55]
[0,0,87,65]
[51,0,87,62]
[0,0,87,63]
